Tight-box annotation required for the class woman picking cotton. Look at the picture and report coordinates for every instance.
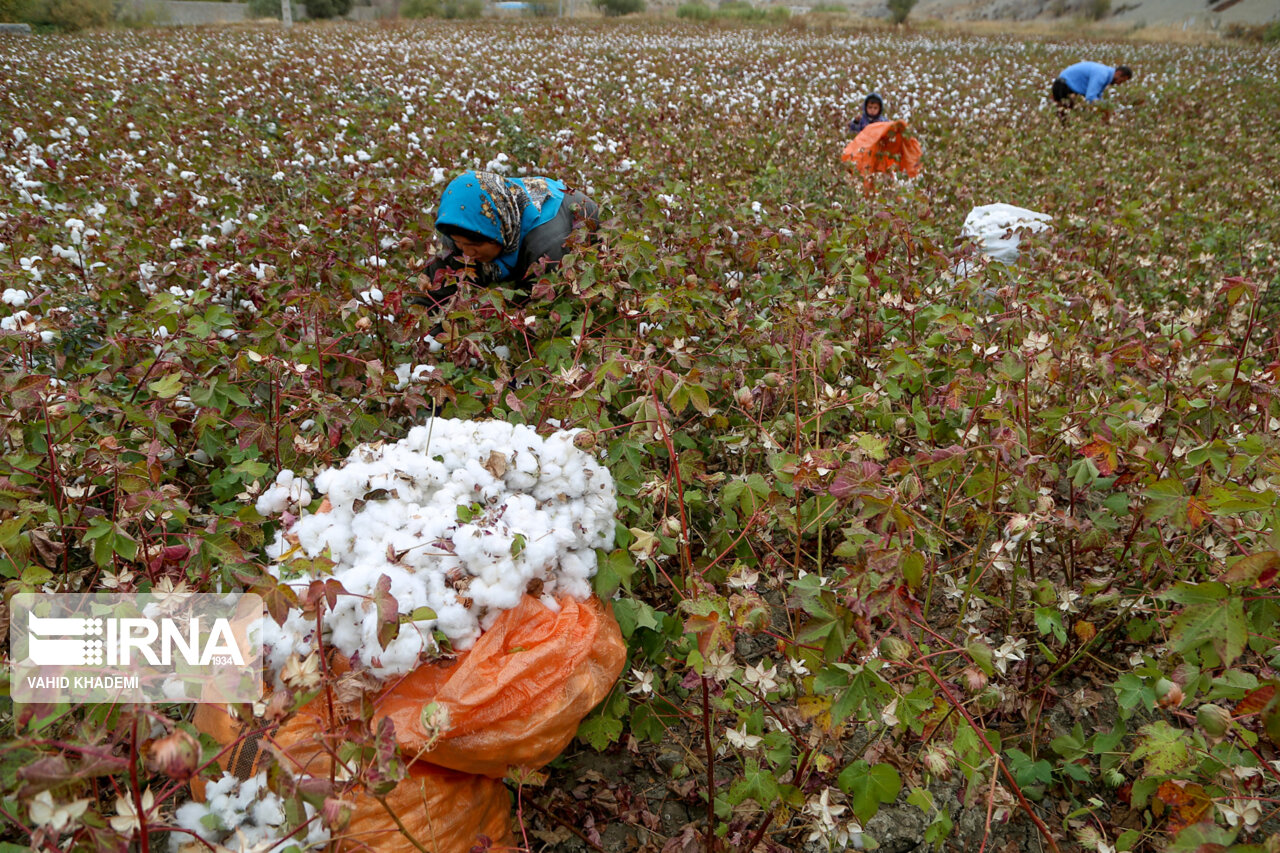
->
[410,171,600,313]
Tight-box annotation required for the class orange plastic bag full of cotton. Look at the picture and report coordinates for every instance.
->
[841,119,923,180]
[184,419,627,853]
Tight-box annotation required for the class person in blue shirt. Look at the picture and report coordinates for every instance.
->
[410,171,599,311]
[1051,62,1132,120]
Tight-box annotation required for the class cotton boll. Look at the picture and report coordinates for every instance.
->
[368,626,430,676]
[161,677,190,701]
[556,572,592,600]
[250,797,285,828]
[327,603,364,657]
[434,602,480,648]
[174,801,211,835]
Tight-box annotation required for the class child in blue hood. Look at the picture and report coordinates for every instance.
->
[848,93,887,136]
[410,171,599,311]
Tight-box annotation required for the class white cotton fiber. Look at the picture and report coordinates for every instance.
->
[255,469,312,516]
[170,771,328,852]
[261,418,616,681]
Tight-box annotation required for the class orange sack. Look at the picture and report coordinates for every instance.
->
[841,120,923,179]
[194,594,626,853]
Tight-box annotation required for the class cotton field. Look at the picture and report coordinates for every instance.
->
[3,20,1280,853]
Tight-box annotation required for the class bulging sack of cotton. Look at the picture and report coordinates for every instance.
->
[961,203,1053,264]
[192,596,624,852]
[262,418,618,680]
[841,120,923,179]
[191,419,626,852]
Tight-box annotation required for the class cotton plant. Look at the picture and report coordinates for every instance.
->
[170,772,329,853]
[261,418,616,681]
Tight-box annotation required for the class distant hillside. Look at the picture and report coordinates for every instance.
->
[835,0,1279,28]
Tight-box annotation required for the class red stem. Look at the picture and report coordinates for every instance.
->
[905,622,1062,853]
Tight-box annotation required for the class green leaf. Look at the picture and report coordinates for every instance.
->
[967,640,993,676]
[727,759,780,807]
[612,598,662,639]
[593,549,637,598]
[628,704,666,743]
[1050,723,1086,758]
[1005,748,1052,788]
[577,714,623,751]
[836,761,901,822]
[1131,721,1190,777]
[1114,673,1155,714]
[21,564,53,585]
[1169,597,1247,668]
[899,552,924,590]
[147,372,185,398]
[923,807,952,846]
[686,383,710,416]
[906,786,934,814]
[856,433,889,461]
[761,730,793,771]
[1162,581,1229,605]
[667,382,689,415]
[1207,485,1275,514]
[1033,607,1067,643]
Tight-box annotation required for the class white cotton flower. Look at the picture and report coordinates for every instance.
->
[725,724,762,750]
[742,661,779,693]
[704,649,735,682]
[485,153,511,174]
[255,470,312,516]
[628,668,654,696]
[29,791,90,835]
[993,637,1027,675]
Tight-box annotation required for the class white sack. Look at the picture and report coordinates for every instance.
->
[961,203,1053,264]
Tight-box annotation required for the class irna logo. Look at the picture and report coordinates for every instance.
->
[25,612,245,667]
[10,593,263,705]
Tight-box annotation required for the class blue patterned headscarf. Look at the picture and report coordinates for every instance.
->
[435,171,561,281]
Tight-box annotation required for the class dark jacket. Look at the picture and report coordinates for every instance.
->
[848,93,887,136]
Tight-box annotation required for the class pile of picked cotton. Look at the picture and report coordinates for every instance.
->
[260,418,616,681]
[171,772,329,853]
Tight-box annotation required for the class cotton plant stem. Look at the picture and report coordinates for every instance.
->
[128,716,151,853]
[373,793,431,853]
[701,674,720,853]
[905,622,1062,853]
